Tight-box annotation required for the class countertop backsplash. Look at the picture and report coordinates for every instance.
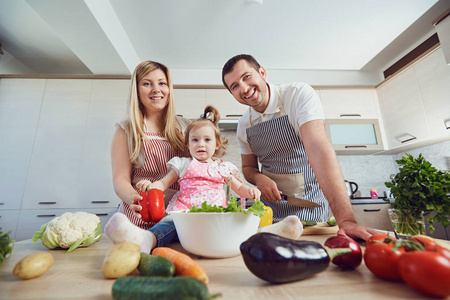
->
[221,131,450,199]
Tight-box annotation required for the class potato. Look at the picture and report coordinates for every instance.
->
[102,242,141,279]
[13,252,54,280]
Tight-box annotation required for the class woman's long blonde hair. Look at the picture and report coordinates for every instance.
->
[184,105,228,158]
[127,61,185,164]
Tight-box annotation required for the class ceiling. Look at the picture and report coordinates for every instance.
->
[0,0,449,86]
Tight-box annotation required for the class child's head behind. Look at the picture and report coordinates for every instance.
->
[184,106,228,160]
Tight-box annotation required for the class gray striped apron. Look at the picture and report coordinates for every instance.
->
[246,92,329,222]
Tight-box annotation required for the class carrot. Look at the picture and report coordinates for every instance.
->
[152,247,209,284]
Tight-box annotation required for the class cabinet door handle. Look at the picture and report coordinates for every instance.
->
[396,134,416,143]
[225,114,243,118]
[344,145,367,148]
[91,201,110,204]
[39,202,57,205]
[340,114,361,117]
[0,203,4,205]
[37,214,56,218]
[95,213,109,217]
[363,209,381,212]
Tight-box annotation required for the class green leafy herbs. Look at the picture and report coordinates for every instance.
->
[385,153,450,234]
[0,227,15,267]
[188,198,266,218]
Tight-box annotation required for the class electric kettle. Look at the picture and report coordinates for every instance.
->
[344,180,358,199]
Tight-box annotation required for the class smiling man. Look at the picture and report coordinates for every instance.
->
[222,54,378,241]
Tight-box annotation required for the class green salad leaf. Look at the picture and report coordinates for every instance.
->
[188,198,266,218]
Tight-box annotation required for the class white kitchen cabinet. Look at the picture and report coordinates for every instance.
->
[76,80,128,209]
[205,89,247,118]
[22,79,93,209]
[173,89,207,118]
[0,79,46,210]
[377,68,430,149]
[352,203,393,231]
[325,119,384,154]
[413,48,450,138]
[0,210,20,240]
[319,88,380,119]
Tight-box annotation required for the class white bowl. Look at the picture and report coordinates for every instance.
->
[170,211,260,258]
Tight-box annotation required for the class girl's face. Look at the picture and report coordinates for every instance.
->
[137,69,170,114]
[188,125,218,163]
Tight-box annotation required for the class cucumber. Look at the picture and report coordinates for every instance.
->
[112,276,220,300]
[137,253,175,277]
[301,220,317,226]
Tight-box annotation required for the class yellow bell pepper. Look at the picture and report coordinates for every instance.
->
[259,205,273,227]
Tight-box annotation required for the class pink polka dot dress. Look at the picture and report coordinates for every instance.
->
[166,157,242,212]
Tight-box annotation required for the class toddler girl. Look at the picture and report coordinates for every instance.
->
[105,105,261,252]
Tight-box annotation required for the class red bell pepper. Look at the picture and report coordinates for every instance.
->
[139,187,165,223]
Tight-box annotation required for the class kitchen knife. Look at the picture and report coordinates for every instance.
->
[280,194,322,208]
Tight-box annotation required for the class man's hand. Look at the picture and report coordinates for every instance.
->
[337,220,379,241]
[255,176,282,202]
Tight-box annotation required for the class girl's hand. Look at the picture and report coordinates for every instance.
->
[248,187,261,200]
[136,179,153,192]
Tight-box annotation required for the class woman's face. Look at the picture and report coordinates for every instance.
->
[188,125,218,163]
[137,69,170,114]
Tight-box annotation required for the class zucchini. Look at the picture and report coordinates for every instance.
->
[138,253,175,277]
[112,276,220,300]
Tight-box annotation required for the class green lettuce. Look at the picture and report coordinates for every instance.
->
[188,198,266,218]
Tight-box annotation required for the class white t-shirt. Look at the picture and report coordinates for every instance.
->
[236,82,324,155]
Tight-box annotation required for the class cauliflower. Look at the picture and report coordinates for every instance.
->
[32,212,102,252]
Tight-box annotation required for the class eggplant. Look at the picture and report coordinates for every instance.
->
[240,232,351,283]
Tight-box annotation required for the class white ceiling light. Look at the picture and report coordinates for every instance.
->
[247,0,263,4]
[434,9,450,65]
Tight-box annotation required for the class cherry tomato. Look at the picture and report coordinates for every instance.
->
[364,242,405,281]
[398,251,450,298]
[365,233,396,249]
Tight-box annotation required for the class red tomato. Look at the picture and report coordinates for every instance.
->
[398,251,450,298]
[437,246,450,261]
[364,242,405,281]
[365,233,396,249]
[410,235,437,251]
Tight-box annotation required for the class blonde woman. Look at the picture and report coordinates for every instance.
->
[109,61,189,237]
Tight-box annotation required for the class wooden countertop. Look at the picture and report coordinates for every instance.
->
[1,233,448,300]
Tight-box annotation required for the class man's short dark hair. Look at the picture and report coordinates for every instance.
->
[221,54,261,91]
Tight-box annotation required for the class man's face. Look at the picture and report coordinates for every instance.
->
[223,60,269,113]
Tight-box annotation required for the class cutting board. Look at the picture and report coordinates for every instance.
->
[302,222,339,235]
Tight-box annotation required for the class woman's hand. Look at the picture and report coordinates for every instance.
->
[129,193,144,218]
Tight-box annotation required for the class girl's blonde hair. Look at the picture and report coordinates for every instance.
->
[127,61,185,164]
[185,105,228,157]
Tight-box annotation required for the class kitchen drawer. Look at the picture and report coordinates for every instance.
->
[352,203,392,231]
